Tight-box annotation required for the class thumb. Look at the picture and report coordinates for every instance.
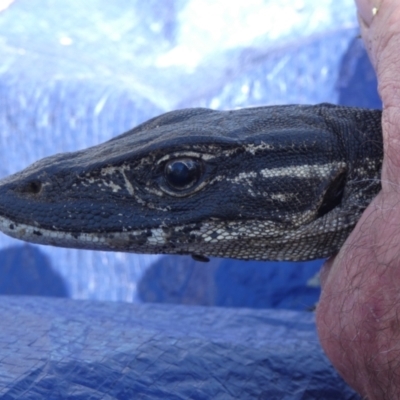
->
[356,0,400,187]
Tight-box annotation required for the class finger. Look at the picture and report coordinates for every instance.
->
[355,0,400,186]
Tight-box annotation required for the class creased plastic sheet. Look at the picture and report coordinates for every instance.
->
[0,297,359,399]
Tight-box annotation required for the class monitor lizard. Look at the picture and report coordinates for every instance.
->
[0,104,383,261]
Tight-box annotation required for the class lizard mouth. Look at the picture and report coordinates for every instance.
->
[0,213,159,252]
[0,207,350,261]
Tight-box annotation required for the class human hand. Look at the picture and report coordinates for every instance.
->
[316,1,400,398]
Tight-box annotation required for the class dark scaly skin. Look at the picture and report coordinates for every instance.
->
[0,104,383,261]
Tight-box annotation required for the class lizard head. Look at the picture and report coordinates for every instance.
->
[0,105,382,261]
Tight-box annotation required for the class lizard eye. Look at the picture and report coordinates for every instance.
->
[164,159,202,191]
[317,171,346,218]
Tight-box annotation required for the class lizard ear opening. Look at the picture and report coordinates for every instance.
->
[317,170,346,218]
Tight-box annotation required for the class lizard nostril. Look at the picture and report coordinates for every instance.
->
[25,180,42,195]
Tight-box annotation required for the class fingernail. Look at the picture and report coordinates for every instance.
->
[355,0,380,27]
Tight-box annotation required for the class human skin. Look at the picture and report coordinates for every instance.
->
[316,0,400,398]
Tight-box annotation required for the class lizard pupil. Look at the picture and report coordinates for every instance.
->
[165,159,200,190]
